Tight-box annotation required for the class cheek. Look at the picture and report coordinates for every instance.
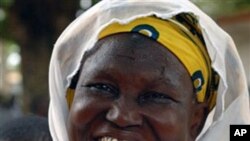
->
[144,107,191,140]
[68,94,109,137]
[70,97,98,126]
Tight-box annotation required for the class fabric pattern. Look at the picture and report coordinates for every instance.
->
[98,16,213,108]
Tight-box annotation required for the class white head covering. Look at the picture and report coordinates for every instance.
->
[48,0,250,141]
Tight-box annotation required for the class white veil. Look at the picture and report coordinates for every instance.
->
[48,0,250,141]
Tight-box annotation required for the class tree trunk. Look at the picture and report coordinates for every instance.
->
[8,0,78,116]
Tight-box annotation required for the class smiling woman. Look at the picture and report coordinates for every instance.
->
[68,33,202,141]
[48,0,250,141]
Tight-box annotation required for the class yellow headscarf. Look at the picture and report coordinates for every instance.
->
[67,16,218,110]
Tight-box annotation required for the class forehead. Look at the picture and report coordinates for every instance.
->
[80,33,187,80]
[78,33,193,95]
[81,33,192,78]
[90,33,181,68]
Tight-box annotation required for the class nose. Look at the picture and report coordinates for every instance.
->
[106,101,143,128]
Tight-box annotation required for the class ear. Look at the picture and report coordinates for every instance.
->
[190,102,208,139]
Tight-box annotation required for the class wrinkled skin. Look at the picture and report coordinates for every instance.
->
[68,33,207,141]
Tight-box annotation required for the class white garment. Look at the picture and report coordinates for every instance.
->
[48,0,250,141]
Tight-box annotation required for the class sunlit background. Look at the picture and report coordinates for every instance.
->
[0,0,249,125]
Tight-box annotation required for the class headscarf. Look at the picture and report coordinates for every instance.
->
[48,0,250,141]
[98,16,215,109]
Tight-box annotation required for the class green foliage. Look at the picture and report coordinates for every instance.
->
[193,0,250,17]
[0,0,14,7]
[0,0,14,40]
[92,0,101,4]
[0,11,7,38]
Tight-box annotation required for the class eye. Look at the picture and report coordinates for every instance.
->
[82,83,119,97]
[138,91,177,105]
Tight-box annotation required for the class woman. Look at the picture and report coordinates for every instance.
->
[48,0,250,141]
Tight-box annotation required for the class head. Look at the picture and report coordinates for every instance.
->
[67,31,209,141]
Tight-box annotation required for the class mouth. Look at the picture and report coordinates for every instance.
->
[97,136,127,141]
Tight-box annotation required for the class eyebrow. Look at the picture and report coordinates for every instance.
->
[84,67,119,84]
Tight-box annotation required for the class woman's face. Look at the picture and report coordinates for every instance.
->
[68,33,205,141]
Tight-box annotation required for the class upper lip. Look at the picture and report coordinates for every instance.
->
[93,127,144,141]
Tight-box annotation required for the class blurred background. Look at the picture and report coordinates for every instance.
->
[0,0,249,125]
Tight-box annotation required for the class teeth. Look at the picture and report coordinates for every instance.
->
[99,136,118,141]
